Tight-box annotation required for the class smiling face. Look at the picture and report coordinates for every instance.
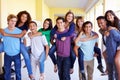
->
[43,20,49,30]
[84,23,92,34]
[106,12,114,22]
[8,18,17,28]
[20,14,28,23]
[97,19,107,30]
[29,22,37,33]
[66,13,74,23]
[56,19,65,29]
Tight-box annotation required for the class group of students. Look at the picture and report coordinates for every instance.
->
[0,9,120,80]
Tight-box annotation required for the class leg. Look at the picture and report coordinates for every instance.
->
[39,51,46,74]
[20,43,32,75]
[63,57,71,80]
[0,42,3,53]
[31,56,37,79]
[87,59,94,80]
[115,50,120,80]
[78,48,86,80]
[14,54,21,80]
[4,54,12,80]
[70,45,76,74]
[57,56,63,80]
[107,62,114,80]
[49,43,57,65]
[94,46,104,73]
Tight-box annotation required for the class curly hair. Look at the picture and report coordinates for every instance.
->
[16,10,31,26]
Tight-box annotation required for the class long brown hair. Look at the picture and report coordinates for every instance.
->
[76,16,84,33]
[105,10,120,30]
[64,11,74,23]
[16,10,31,26]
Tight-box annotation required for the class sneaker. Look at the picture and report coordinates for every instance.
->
[81,73,86,80]
[97,64,104,73]
[69,68,74,74]
[54,65,57,73]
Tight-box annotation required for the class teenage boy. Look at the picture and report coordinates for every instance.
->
[96,16,120,80]
[0,14,22,80]
[74,21,98,80]
[51,17,74,80]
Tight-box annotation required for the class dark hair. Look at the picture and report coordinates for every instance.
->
[82,21,93,32]
[56,17,65,22]
[105,10,120,29]
[43,18,53,30]
[65,11,74,23]
[96,16,105,20]
[16,10,31,26]
[28,21,37,27]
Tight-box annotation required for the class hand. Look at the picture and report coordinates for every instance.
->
[94,53,99,57]
[54,34,57,38]
[61,37,66,41]
[28,32,33,38]
[104,31,109,36]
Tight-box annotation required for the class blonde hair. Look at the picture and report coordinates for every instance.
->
[7,14,17,21]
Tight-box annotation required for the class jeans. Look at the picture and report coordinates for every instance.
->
[107,62,118,80]
[4,53,21,80]
[78,48,84,72]
[78,46,102,72]
[39,51,46,73]
[20,43,32,75]
[70,45,76,69]
[49,43,76,69]
[94,46,102,65]
[57,56,71,80]
[49,43,57,65]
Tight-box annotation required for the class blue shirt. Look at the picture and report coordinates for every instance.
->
[0,27,22,56]
[106,30,120,63]
[76,32,97,61]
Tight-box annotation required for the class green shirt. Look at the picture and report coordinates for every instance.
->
[38,28,51,46]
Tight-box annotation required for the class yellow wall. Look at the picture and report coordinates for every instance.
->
[0,0,36,28]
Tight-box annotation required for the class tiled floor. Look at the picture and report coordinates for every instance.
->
[21,56,108,80]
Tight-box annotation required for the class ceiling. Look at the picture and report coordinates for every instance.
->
[44,0,99,12]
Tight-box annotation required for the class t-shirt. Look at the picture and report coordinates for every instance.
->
[31,35,48,59]
[0,27,22,56]
[38,28,51,46]
[76,32,97,61]
[16,24,28,31]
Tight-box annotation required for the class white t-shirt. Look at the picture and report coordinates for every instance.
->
[31,35,48,59]
[23,30,31,47]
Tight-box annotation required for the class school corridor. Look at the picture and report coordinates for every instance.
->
[21,56,108,80]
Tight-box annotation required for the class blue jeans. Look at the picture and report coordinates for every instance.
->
[39,51,46,73]
[94,46,102,65]
[20,43,32,75]
[107,62,118,80]
[49,43,76,69]
[49,43,57,65]
[70,45,76,69]
[4,53,21,80]
[78,46,102,72]
[57,56,71,80]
